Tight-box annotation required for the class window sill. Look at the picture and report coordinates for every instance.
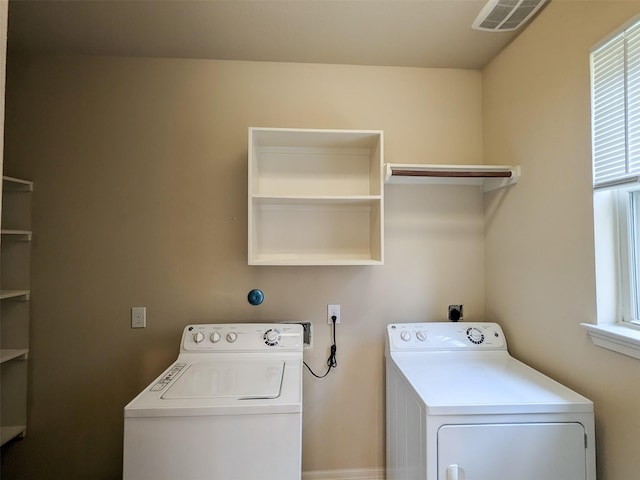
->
[581,322,640,360]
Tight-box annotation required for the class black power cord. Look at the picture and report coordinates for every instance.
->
[303,315,337,378]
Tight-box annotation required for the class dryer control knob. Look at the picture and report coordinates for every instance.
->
[466,327,485,344]
[193,332,205,343]
[210,331,221,343]
[263,329,281,346]
[400,331,412,342]
[416,331,427,341]
[226,332,238,343]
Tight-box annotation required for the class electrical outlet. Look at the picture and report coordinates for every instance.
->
[131,307,146,328]
[448,304,463,322]
[327,304,341,324]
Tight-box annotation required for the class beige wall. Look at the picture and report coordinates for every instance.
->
[9,4,640,478]
[484,1,640,479]
[0,56,485,478]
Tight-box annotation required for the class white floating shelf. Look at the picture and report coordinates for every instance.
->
[384,163,521,192]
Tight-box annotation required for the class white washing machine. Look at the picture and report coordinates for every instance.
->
[123,323,303,480]
[385,322,596,480]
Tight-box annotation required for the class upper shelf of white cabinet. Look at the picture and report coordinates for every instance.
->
[250,128,384,198]
[384,163,520,192]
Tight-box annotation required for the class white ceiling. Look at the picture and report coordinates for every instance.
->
[6,0,540,69]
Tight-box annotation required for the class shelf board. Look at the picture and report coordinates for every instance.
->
[2,176,33,192]
[251,195,382,205]
[1,229,32,241]
[250,253,383,266]
[0,349,29,364]
[384,163,520,192]
[0,426,27,446]
[250,127,384,149]
[0,290,30,301]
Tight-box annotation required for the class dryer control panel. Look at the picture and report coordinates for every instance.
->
[387,322,507,352]
[181,323,303,352]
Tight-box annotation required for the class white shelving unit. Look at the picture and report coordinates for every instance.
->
[0,290,30,301]
[2,176,33,192]
[384,163,521,192]
[0,349,29,364]
[1,230,32,241]
[1,175,32,446]
[249,128,384,265]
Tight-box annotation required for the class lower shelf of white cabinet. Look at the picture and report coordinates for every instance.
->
[249,198,383,265]
[251,253,382,266]
[0,425,27,446]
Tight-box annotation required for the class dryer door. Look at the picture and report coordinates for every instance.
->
[438,423,587,480]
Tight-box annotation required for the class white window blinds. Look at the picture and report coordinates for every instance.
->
[592,21,640,189]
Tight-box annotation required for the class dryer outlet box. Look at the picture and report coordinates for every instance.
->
[448,305,463,322]
[281,321,312,348]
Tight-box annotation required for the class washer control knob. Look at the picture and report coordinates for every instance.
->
[193,332,205,344]
[226,332,238,343]
[400,331,412,342]
[416,331,427,341]
[263,329,281,346]
[210,331,221,343]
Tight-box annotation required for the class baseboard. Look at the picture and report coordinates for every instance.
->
[302,467,385,480]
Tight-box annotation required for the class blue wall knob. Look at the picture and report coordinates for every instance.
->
[247,289,264,306]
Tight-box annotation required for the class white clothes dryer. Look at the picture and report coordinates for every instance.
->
[123,323,303,480]
[385,322,596,480]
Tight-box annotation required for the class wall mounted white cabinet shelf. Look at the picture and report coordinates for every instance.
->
[249,128,384,265]
[384,163,521,192]
[1,175,32,446]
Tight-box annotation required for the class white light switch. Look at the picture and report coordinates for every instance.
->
[131,307,146,328]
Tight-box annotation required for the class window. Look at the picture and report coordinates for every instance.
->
[586,15,640,358]
[592,21,640,189]
[614,188,640,324]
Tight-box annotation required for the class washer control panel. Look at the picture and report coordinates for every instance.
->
[387,322,507,351]
[181,323,303,352]
[150,363,186,392]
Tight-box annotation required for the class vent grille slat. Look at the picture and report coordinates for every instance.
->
[473,0,547,32]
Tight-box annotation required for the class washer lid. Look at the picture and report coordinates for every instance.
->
[162,360,284,400]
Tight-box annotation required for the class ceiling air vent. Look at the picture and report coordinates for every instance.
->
[472,0,546,32]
